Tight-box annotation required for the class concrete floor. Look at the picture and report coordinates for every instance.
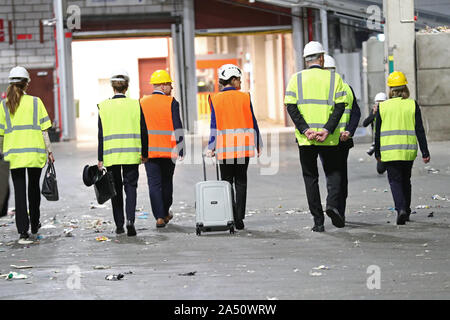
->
[0,133,449,300]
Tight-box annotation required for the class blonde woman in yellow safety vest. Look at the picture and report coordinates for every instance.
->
[374,71,430,225]
[0,66,54,240]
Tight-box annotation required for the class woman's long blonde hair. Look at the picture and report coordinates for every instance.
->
[6,80,28,115]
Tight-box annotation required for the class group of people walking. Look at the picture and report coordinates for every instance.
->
[285,41,430,231]
[0,39,430,240]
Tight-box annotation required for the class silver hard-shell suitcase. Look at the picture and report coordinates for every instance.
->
[195,155,234,236]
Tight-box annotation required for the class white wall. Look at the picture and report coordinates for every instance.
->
[71,38,168,140]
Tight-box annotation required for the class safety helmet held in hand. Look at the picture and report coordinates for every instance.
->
[387,71,408,87]
[110,69,130,82]
[303,41,325,58]
[323,54,336,69]
[374,92,387,102]
[9,66,30,84]
[218,64,242,81]
[150,70,173,84]
[82,165,101,187]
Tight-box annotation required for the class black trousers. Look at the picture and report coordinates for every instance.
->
[337,142,350,217]
[219,157,250,222]
[144,159,176,220]
[107,164,139,227]
[299,146,341,225]
[385,161,414,213]
[11,167,42,234]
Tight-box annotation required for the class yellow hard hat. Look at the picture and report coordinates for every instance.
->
[387,71,408,87]
[150,70,173,84]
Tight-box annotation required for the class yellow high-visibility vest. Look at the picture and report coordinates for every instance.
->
[98,97,141,167]
[379,97,417,161]
[284,68,347,146]
[0,95,51,169]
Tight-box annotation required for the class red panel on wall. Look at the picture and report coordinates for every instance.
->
[0,19,4,42]
[194,0,292,30]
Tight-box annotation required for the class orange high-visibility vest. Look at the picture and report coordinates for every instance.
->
[210,90,255,160]
[140,94,177,159]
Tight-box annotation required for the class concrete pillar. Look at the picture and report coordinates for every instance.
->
[182,0,197,132]
[250,35,268,120]
[291,6,304,71]
[54,0,75,140]
[320,9,329,53]
[383,0,416,99]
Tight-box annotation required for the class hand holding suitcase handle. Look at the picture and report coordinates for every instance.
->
[202,153,220,181]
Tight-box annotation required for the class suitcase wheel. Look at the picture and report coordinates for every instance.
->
[196,227,201,236]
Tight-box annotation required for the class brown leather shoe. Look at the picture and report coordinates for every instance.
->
[156,218,166,228]
[164,212,173,224]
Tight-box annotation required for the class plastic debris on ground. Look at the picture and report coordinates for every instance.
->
[95,236,109,242]
[428,212,434,217]
[309,271,322,277]
[105,274,124,281]
[63,228,74,237]
[94,265,111,270]
[10,265,33,269]
[18,239,33,245]
[432,194,447,201]
[416,205,430,209]
[40,224,56,229]
[178,271,197,276]
[312,265,329,270]
[1,272,28,280]
[90,202,107,209]
[136,212,149,219]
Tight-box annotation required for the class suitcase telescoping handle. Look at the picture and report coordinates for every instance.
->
[202,153,220,181]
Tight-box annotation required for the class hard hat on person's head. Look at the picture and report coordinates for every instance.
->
[323,54,336,69]
[150,70,173,85]
[218,64,242,81]
[110,69,130,82]
[9,66,30,84]
[303,41,325,58]
[387,71,407,87]
[374,92,387,102]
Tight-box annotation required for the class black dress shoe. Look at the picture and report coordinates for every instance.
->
[31,223,41,235]
[126,221,137,236]
[235,220,245,230]
[397,210,409,225]
[311,225,325,232]
[326,207,345,228]
[19,232,30,239]
[116,226,125,234]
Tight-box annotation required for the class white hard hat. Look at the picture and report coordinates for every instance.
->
[110,69,129,82]
[303,41,325,58]
[218,64,242,81]
[9,66,30,84]
[323,54,336,69]
[374,92,387,102]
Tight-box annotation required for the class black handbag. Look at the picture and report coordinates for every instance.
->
[41,162,59,201]
[0,157,10,216]
[94,168,117,205]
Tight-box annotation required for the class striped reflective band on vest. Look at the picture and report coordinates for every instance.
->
[148,147,175,152]
[4,147,47,157]
[380,130,416,137]
[296,70,335,106]
[103,147,141,155]
[335,91,347,98]
[103,133,141,141]
[2,98,41,133]
[148,130,175,136]
[380,144,418,151]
